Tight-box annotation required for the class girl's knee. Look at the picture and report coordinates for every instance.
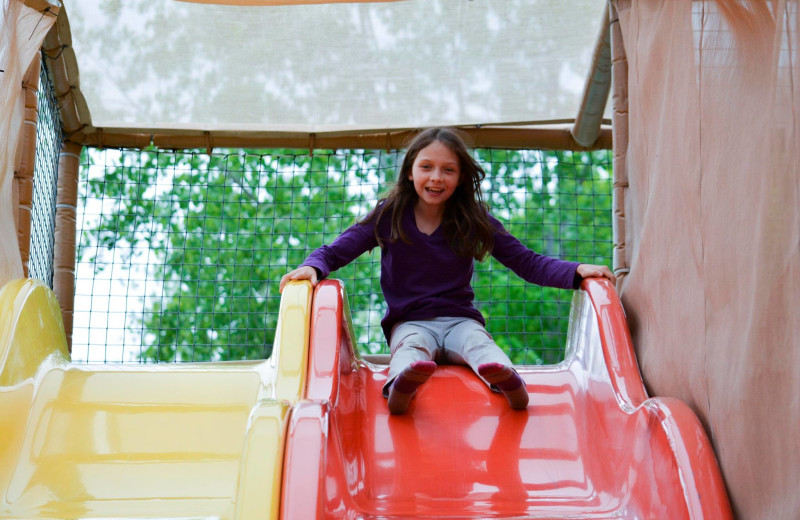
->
[390,323,434,348]
[463,336,512,368]
[391,332,435,356]
[461,329,500,354]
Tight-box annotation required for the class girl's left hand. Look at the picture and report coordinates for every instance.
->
[577,264,617,285]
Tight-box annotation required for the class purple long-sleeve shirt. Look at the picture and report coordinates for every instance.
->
[302,204,580,341]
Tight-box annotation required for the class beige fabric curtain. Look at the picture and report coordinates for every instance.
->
[0,0,58,288]
[615,1,799,518]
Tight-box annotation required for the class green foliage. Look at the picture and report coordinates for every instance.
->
[77,147,611,364]
[472,149,613,364]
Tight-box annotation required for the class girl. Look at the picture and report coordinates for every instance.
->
[279,127,615,414]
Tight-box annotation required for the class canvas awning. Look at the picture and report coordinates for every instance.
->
[50,0,612,149]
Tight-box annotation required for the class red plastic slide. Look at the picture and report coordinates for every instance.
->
[280,278,733,519]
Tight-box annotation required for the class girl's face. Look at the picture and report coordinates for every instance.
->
[408,140,461,211]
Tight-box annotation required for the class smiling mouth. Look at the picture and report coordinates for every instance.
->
[426,187,445,193]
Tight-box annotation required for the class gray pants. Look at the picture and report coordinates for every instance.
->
[382,317,514,397]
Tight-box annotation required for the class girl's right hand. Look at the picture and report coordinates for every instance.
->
[576,263,617,285]
[279,265,319,293]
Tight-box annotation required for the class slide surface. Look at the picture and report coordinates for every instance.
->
[281,279,733,519]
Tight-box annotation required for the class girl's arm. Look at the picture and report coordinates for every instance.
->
[489,215,615,289]
[279,220,378,292]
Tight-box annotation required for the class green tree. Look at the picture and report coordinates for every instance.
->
[473,149,613,365]
[78,147,611,364]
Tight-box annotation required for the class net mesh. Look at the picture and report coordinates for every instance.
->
[28,56,62,288]
[73,147,612,364]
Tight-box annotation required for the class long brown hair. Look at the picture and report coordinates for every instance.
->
[361,127,495,260]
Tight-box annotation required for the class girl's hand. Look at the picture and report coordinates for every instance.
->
[576,264,617,285]
[279,265,319,293]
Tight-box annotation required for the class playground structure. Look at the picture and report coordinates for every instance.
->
[0,275,732,518]
[2,1,799,519]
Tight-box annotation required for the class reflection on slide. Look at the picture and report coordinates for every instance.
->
[281,278,733,519]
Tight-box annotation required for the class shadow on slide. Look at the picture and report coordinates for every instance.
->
[281,278,734,519]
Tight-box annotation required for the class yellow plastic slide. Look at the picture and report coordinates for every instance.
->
[0,278,312,520]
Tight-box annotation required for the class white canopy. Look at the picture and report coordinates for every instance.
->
[58,0,610,146]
